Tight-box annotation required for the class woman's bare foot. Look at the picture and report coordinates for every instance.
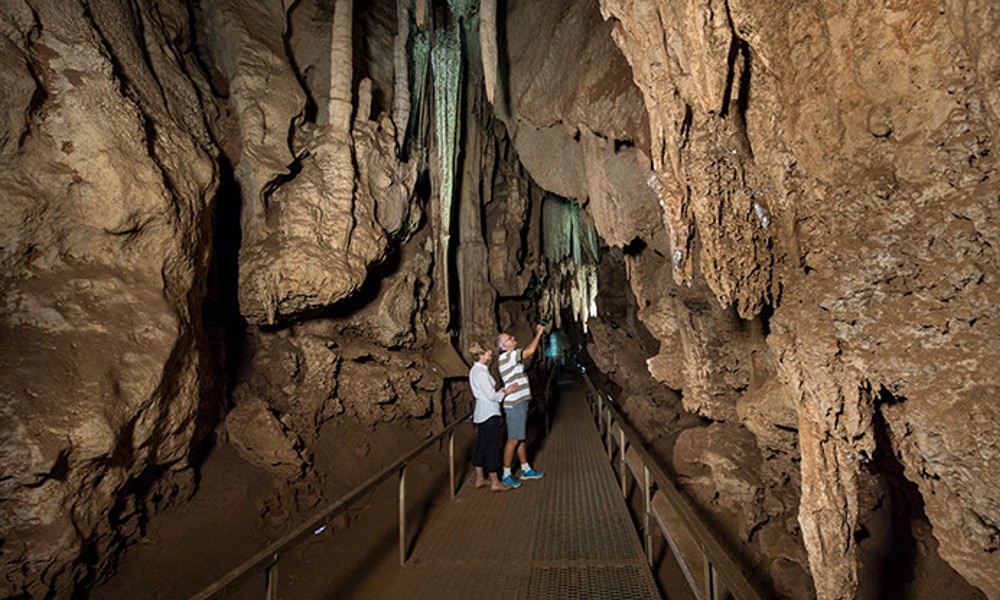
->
[475,479,489,489]
[491,483,511,492]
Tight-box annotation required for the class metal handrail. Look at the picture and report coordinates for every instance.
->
[189,377,472,600]
[580,371,767,600]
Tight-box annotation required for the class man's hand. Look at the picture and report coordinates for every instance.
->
[523,323,546,359]
[504,383,519,394]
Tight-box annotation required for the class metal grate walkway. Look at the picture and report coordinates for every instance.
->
[366,376,661,600]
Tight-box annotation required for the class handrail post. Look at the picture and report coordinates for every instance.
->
[399,465,407,566]
[643,464,652,566]
[544,368,552,435]
[448,431,456,500]
[264,555,278,600]
[545,383,551,435]
[620,428,627,497]
[704,559,718,600]
[598,397,604,434]
[606,409,613,460]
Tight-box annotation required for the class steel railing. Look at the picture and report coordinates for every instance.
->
[188,376,472,600]
[580,370,767,600]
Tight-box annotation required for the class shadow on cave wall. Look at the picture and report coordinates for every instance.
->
[191,155,246,469]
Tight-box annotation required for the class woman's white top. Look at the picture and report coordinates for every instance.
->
[470,362,504,423]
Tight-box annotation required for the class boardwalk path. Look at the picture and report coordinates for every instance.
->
[365,377,661,600]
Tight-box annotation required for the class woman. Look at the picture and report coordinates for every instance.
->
[468,341,518,491]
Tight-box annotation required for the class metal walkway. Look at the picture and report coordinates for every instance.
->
[367,377,661,600]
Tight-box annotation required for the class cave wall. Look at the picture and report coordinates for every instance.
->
[0,1,220,596]
[209,0,558,489]
[593,0,999,597]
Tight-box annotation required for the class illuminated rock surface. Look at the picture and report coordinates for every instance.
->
[1,1,997,599]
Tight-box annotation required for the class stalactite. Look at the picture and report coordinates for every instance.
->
[457,88,491,353]
[447,0,475,19]
[408,28,430,155]
[431,17,462,311]
[415,0,427,28]
[393,0,411,151]
[328,0,354,138]
[479,0,498,104]
[541,198,600,332]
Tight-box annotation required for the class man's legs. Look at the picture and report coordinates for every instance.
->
[517,443,528,465]
[502,404,528,488]
[502,438,521,486]
[503,438,519,470]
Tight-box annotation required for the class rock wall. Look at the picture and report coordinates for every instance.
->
[591,0,999,597]
[0,1,220,596]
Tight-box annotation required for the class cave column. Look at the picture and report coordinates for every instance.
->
[328,0,354,139]
[779,329,875,600]
[430,5,464,332]
[457,80,495,351]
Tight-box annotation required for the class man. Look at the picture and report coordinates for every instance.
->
[496,323,547,488]
[468,342,518,492]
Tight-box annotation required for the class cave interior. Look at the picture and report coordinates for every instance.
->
[0,0,998,598]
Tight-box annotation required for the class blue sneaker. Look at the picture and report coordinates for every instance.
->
[521,468,545,480]
[501,475,522,488]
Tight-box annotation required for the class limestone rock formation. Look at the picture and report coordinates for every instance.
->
[220,0,418,325]
[3,1,999,599]
[673,423,765,544]
[200,0,304,206]
[226,399,308,480]
[234,327,441,450]
[598,0,1000,597]
[0,1,219,597]
[501,0,656,251]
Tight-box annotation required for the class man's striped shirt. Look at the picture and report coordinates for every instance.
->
[498,348,531,408]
